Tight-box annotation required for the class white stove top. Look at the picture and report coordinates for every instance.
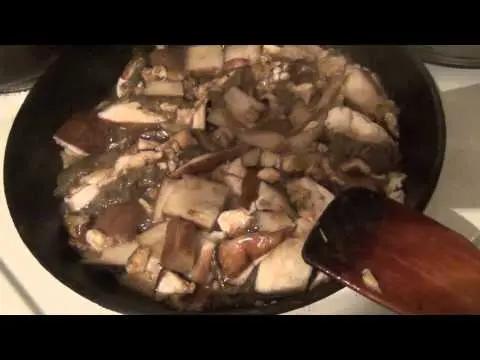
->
[2,63,480,315]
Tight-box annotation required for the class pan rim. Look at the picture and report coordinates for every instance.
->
[3,45,446,315]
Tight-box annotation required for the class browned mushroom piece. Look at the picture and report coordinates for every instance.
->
[83,241,139,267]
[217,208,253,236]
[237,131,286,152]
[160,218,200,275]
[155,270,196,300]
[342,65,396,121]
[142,80,184,98]
[286,177,334,223]
[254,211,295,233]
[254,182,296,217]
[162,176,229,230]
[217,231,286,279]
[257,168,281,184]
[93,201,147,244]
[149,46,186,81]
[289,100,314,131]
[54,112,110,156]
[255,235,313,295]
[120,254,163,297]
[240,169,261,209]
[185,46,224,78]
[324,106,400,173]
[189,239,216,285]
[170,146,246,178]
[224,45,262,71]
[223,87,266,128]
[98,102,165,124]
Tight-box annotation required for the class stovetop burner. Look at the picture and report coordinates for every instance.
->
[0,46,59,94]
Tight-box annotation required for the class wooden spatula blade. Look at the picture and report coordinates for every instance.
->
[302,188,480,315]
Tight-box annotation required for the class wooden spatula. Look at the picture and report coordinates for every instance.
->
[302,188,480,315]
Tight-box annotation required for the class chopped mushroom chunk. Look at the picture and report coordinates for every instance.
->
[98,102,165,124]
[224,87,266,128]
[161,218,199,275]
[185,46,224,77]
[218,231,286,279]
[217,208,253,236]
[224,45,262,71]
[255,236,312,294]
[286,178,334,222]
[155,271,196,299]
[162,176,229,229]
[254,182,295,217]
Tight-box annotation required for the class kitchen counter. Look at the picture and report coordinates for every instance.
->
[2,63,480,315]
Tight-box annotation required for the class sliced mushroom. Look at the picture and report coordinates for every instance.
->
[237,131,286,152]
[98,102,165,124]
[211,127,235,149]
[161,218,199,275]
[119,255,163,296]
[217,208,253,236]
[291,83,315,105]
[260,151,280,168]
[325,106,397,144]
[223,87,266,128]
[93,201,147,244]
[254,182,295,218]
[170,129,199,150]
[116,55,147,98]
[65,184,100,212]
[84,229,113,253]
[254,211,295,233]
[227,262,258,287]
[162,176,229,229]
[241,148,261,167]
[339,158,373,176]
[136,221,169,249]
[255,236,312,295]
[281,154,313,173]
[385,172,407,204]
[325,107,400,173]
[53,112,108,156]
[285,120,324,153]
[206,107,229,127]
[315,51,348,79]
[185,46,224,77]
[155,270,196,300]
[170,146,246,178]
[153,179,178,222]
[143,80,184,97]
[286,177,334,222]
[83,242,139,267]
[189,239,216,285]
[241,169,261,209]
[342,65,393,120]
[217,231,286,279]
[225,158,247,178]
[126,246,151,274]
[224,45,262,71]
[149,46,186,81]
[218,175,242,201]
[288,100,313,131]
[257,168,281,184]
[191,102,207,130]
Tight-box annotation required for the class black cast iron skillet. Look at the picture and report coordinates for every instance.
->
[3,45,446,314]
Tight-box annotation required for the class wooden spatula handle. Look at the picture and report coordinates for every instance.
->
[303,188,480,315]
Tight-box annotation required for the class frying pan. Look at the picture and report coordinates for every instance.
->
[3,45,446,314]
